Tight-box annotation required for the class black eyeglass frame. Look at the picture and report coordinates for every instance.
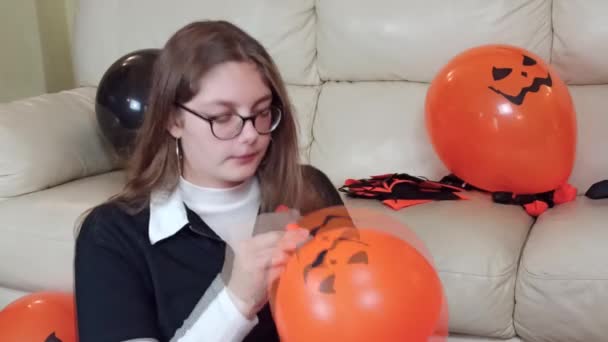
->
[174,102,282,140]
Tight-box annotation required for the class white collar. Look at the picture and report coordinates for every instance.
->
[148,183,190,245]
[148,177,260,244]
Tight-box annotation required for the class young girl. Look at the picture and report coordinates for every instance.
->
[74,20,343,341]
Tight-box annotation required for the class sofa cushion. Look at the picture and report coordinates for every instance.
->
[316,0,551,82]
[565,85,608,194]
[73,0,319,86]
[309,81,447,184]
[342,191,533,338]
[0,171,125,293]
[286,85,321,162]
[309,81,608,200]
[0,87,119,198]
[515,197,608,342]
[552,0,608,85]
[310,81,532,336]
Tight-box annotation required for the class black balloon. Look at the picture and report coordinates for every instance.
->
[585,180,608,199]
[95,48,160,158]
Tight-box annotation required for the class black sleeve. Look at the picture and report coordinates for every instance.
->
[301,164,345,208]
[74,207,161,342]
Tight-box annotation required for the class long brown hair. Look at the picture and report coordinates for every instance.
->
[109,20,309,215]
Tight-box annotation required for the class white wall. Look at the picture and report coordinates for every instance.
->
[0,0,75,103]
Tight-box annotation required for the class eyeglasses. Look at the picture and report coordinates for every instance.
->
[175,102,282,140]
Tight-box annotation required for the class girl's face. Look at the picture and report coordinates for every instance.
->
[170,61,274,188]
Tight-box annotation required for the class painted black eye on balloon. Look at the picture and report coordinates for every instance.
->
[492,67,512,81]
[523,55,537,66]
[347,251,368,264]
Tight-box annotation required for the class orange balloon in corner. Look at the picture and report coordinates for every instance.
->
[0,291,77,342]
[425,44,576,195]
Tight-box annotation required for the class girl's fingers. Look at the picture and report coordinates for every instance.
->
[251,230,285,249]
[267,265,285,288]
[270,250,289,267]
[279,228,310,251]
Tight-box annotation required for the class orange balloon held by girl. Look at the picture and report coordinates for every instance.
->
[271,206,448,342]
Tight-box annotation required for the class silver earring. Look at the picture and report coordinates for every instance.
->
[175,138,182,176]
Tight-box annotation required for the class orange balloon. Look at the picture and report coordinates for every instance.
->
[425,44,576,194]
[272,206,446,342]
[0,292,77,342]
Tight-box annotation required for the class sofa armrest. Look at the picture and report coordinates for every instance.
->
[0,87,120,198]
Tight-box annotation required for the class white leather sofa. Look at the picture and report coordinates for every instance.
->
[1,1,607,341]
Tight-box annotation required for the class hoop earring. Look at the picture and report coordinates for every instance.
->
[175,138,182,176]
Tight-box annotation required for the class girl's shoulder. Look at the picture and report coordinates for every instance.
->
[76,200,150,248]
[299,164,344,210]
[300,164,333,186]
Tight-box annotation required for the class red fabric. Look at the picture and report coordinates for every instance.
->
[554,183,577,204]
[341,173,577,217]
[371,173,395,179]
[524,200,549,217]
[343,179,358,186]
[454,193,470,200]
[382,199,434,210]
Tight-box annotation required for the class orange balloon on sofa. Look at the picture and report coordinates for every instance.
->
[272,207,446,342]
[0,291,76,342]
[425,44,576,194]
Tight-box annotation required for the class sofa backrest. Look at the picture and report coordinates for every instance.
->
[72,0,608,193]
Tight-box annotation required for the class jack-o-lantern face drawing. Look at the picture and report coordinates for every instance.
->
[288,206,366,294]
[302,226,369,294]
[488,54,553,105]
[45,332,63,342]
